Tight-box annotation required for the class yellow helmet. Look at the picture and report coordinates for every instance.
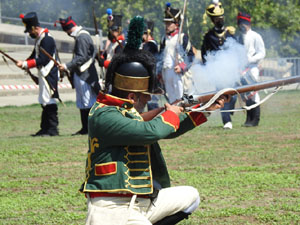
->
[206,0,224,17]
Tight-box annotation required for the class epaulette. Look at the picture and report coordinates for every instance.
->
[226,26,236,35]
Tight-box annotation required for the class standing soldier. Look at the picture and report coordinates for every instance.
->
[57,16,100,135]
[159,2,194,104]
[97,9,125,70]
[201,0,237,129]
[237,12,266,127]
[17,12,59,137]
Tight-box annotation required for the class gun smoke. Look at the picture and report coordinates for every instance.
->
[190,38,248,95]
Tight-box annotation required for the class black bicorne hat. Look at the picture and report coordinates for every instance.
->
[19,12,40,33]
[144,20,155,34]
[164,2,182,23]
[55,16,77,32]
[107,8,123,31]
[105,16,163,95]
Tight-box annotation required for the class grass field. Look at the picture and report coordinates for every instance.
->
[0,90,299,225]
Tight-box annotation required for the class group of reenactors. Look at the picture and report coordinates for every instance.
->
[15,0,266,224]
[17,0,265,136]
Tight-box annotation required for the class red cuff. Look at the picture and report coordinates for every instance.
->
[104,60,111,69]
[188,112,207,126]
[179,62,186,71]
[161,110,180,130]
[26,59,36,68]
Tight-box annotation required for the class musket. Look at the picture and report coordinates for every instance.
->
[0,49,38,85]
[92,6,103,51]
[0,49,65,105]
[92,6,106,81]
[39,47,74,88]
[175,0,188,66]
[181,75,300,107]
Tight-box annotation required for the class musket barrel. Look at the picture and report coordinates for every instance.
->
[0,50,18,64]
[190,75,300,105]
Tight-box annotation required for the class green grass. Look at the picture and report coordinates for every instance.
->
[0,91,300,224]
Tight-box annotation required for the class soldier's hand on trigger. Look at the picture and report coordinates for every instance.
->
[164,103,183,117]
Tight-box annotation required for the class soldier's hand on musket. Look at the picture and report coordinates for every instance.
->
[164,103,183,117]
[16,60,25,69]
[174,65,182,74]
[206,95,229,111]
[58,63,67,72]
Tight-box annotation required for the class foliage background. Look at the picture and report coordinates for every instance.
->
[1,0,300,57]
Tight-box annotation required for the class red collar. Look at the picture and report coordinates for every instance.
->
[96,92,134,109]
[112,34,125,43]
[168,29,179,37]
[38,28,49,37]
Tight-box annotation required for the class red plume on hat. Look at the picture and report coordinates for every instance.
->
[19,14,25,19]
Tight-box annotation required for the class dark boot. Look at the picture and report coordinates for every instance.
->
[153,212,191,225]
[243,110,252,126]
[250,105,260,127]
[32,105,50,136]
[244,99,255,127]
[72,108,90,135]
[46,104,59,136]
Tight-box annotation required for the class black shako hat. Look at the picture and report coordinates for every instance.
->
[55,16,77,32]
[144,20,155,34]
[107,8,123,31]
[237,12,251,25]
[164,2,182,23]
[19,12,40,33]
[105,16,163,95]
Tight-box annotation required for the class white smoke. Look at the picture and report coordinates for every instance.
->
[190,38,248,95]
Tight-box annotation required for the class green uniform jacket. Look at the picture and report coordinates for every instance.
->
[80,92,207,195]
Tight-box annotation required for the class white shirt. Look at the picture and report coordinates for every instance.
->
[241,29,266,66]
[163,34,180,69]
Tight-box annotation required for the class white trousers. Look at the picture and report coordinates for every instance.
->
[162,68,183,103]
[249,66,260,103]
[73,73,97,109]
[85,186,200,225]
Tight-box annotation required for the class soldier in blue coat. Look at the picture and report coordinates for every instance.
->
[17,12,59,136]
[57,17,100,135]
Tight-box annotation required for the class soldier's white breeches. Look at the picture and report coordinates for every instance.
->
[85,186,200,225]
[249,66,260,103]
[163,68,183,103]
[73,73,97,109]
